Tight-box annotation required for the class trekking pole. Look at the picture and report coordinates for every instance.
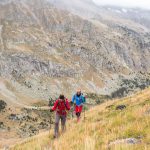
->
[83,104,85,121]
[48,97,55,134]
[71,103,74,119]
[71,106,74,119]
[50,109,52,129]
[49,109,52,135]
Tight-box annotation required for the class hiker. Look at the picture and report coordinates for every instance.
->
[50,94,70,138]
[72,89,86,122]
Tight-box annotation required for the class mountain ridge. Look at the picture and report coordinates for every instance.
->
[0,0,150,101]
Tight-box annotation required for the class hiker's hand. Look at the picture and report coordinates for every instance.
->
[50,109,53,112]
[70,101,75,106]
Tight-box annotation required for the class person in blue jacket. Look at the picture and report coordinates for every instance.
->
[72,89,86,122]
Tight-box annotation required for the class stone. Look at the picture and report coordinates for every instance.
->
[0,100,7,111]
[108,138,141,147]
[116,105,126,110]
[0,122,4,128]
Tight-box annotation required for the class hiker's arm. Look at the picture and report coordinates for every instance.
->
[83,96,86,103]
[52,100,58,111]
[72,95,75,103]
[65,100,70,110]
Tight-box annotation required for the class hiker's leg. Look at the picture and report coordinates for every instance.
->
[76,112,80,117]
[76,112,79,117]
[61,115,66,133]
[76,113,80,121]
[76,112,80,122]
[75,106,79,118]
[79,105,83,115]
[78,112,80,117]
[78,106,83,117]
[77,106,83,122]
[54,113,60,138]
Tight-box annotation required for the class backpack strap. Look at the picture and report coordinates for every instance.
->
[73,94,76,104]
[57,99,66,107]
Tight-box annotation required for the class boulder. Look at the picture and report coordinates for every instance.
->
[145,109,150,115]
[116,105,126,110]
[0,122,4,128]
[108,138,141,147]
[0,100,7,111]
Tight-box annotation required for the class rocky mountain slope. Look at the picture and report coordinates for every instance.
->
[0,0,150,104]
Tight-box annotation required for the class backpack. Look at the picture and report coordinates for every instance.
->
[82,96,86,103]
[57,99,67,108]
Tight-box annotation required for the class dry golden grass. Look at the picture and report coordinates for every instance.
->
[12,88,150,150]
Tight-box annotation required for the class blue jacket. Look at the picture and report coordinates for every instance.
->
[72,94,85,106]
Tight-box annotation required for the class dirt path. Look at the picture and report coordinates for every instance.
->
[0,80,51,110]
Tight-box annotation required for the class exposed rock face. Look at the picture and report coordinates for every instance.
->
[0,0,150,102]
[9,113,38,121]
[18,124,39,137]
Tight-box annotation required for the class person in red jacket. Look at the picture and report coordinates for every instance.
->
[50,94,70,138]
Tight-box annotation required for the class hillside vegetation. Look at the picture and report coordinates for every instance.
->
[12,88,150,150]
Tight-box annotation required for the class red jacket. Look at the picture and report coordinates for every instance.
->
[52,99,70,115]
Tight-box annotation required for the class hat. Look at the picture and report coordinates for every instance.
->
[59,94,65,100]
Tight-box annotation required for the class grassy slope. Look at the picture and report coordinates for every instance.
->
[12,88,150,150]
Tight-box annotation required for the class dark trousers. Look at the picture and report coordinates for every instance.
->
[54,113,66,137]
